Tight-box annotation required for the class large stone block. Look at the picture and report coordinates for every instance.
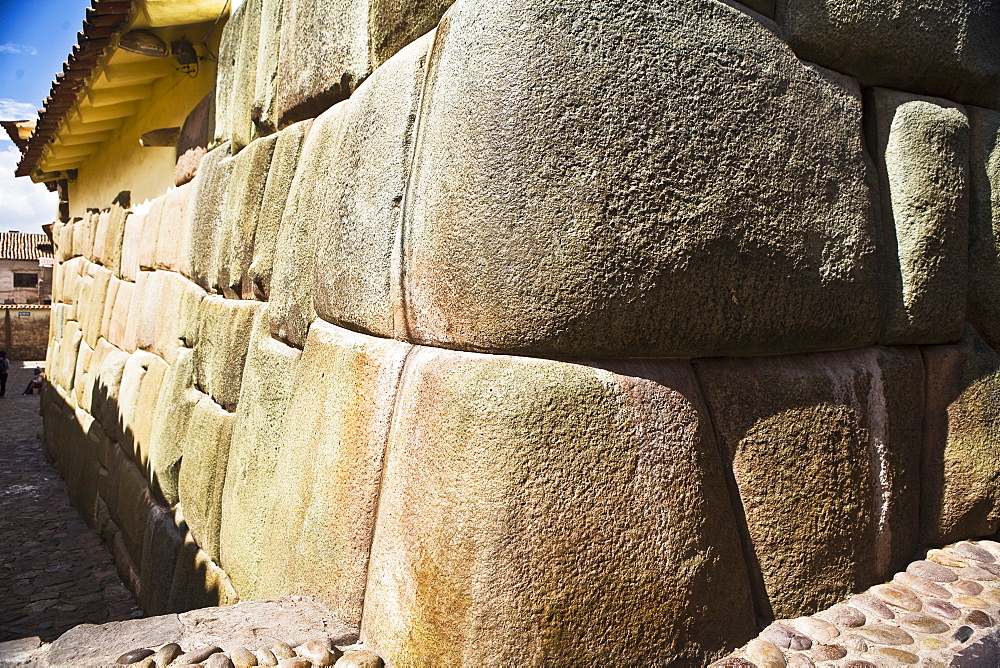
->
[119,351,168,465]
[313,33,432,338]
[153,271,205,363]
[252,0,284,136]
[139,197,164,271]
[399,0,880,358]
[363,345,756,664]
[119,210,145,282]
[967,107,1000,349]
[774,0,1000,109]
[274,0,368,125]
[135,271,166,353]
[140,502,184,615]
[921,326,1000,544]
[108,280,134,350]
[220,307,301,598]
[257,320,410,622]
[248,119,312,301]
[91,342,131,443]
[82,265,112,350]
[92,210,111,266]
[871,88,970,345]
[99,277,121,342]
[102,204,129,275]
[123,270,152,353]
[168,530,240,612]
[154,183,194,273]
[148,349,200,507]
[368,0,452,68]
[694,346,924,620]
[194,295,263,410]
[270,103,349,348]
[231,0,263,150]
[218,133,278,297]
[178,394,236,562]
[183,142,234,291]
[132,354,169,469]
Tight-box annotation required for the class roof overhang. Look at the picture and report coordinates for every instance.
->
[15,0,228,183]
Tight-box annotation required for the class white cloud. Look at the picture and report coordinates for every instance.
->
[0,43,38,55]
[0,143,59,233]
[0,98,38,122]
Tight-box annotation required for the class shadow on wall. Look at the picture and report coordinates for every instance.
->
[40,379,237,616]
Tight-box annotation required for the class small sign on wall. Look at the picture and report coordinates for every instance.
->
[18,312,30,317]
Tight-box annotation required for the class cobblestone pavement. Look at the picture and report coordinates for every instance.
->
[1,363,142,643]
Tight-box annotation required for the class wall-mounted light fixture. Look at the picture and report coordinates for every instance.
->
[119,30,169,58]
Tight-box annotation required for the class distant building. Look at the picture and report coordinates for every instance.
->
[0,231,53,305]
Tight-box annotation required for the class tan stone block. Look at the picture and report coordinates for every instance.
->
[313,33,431,338]
[139,197,165,271]
[153,272,205,364]
[178,394,236,562]
[368,0,452,68]
[149,348,200,506]
[132,355,169,469]
[140,501,184,615]
[55,320,82,397]
[922,326,1000,543]
[100,277,122,342]
[270,102,348,348]
[220,307,301,597]
[73,339,94,408]
[123,270,152,353]
[194,295,263,410]
[72,217,89,260]
[219,133,277,297]
[119,351,167,464]
[168,530,240,612]
[872,88,970,345]
[92,209,111,266]
[252,0,284,136]
[80,338,118,415]
[184,142,235,291]
[136,271,167,353]
[102,205,129,275]
[259,320,409,622]
[401,0,880,357]
[119,210,145,282]
[91,341,131,443]
[108,280,134,350]
[694,346,924,619]
[363,345,755,664]
[248,119,312,301]
[154,183,194,273]
[230,0,263,151]
[82,265,113,350]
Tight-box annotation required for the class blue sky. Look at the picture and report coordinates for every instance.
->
[0,0,91,233]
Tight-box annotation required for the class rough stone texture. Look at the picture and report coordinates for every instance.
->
[148,348,200,506]
[248,120,312,301]
[139,197,165,271]
[140,502,185,615]
[219,133,278,297]
[921,326,1000,544]
[313,33,432,339]
[123,270,152,353]
[81,265,112,350]
[46,615,183,666]
[155,183,194,273]
[968,106,1000,349]
[103,204,129,276]
[694,346,924,620]
[259,320,409,624]
[270,103,348,348]
[871,88,970,345]
[175,146,207,187]
[253,0,285,136]
[362,346,756,665]
[184,142,235,291]
[402,0,881,358]
[231,0,263,151]
[178,394,237,563]
[213,3,241,146]
[368,0,452,68]
[119,211,145,282]
[193,296,263,411]
[108,279,134,350]
[168,532,240,612]
[219,308,301,599]
[774,0,1000,110]
[274,0,368,125]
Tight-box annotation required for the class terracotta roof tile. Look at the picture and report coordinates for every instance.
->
[0,233,54,261]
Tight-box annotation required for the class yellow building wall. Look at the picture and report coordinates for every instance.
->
[67,63,216,216]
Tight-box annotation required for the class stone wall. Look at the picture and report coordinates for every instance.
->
[3,306,50,360]
[41,0,1000,664]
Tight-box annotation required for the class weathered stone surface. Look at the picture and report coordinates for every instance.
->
[139,501,184,615]
[100,277,121,342]
[124,270,152,353]
[967,106,1000,349]
[313,33,431,338]
[259,320,409,623]
[154,183,194,272]
[148,349,200,506]
[871,88,970,345]
[45,615,182,666]
[178,393,236,562]
[334,647,382,668]
[82,265,112,350]
[103,204,129,275]
[220,307,301,598]
[248,120,312,301]
[92,210,111,266]
[117,350,162,460]
[168,531,239,611]
[270,103,348,348]
[138,197,164,271]
[402,0,880,358]
[152,270,206,364]
[774,0,1000,109]
[274,0,368,125]
[184,142,235,291]
[252,0,284,136]
[362,346,755,665]
[109,279,134,349]
[694,346,923,619]
[230,0,263,151]
[219,133,277,297]
[213,1,241,146]
[119,211,145,282]
[194,295,263,411]
[368,0,451,68]
[921,326,1000,544]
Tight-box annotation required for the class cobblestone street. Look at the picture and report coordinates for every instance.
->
[1,363,142,643]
